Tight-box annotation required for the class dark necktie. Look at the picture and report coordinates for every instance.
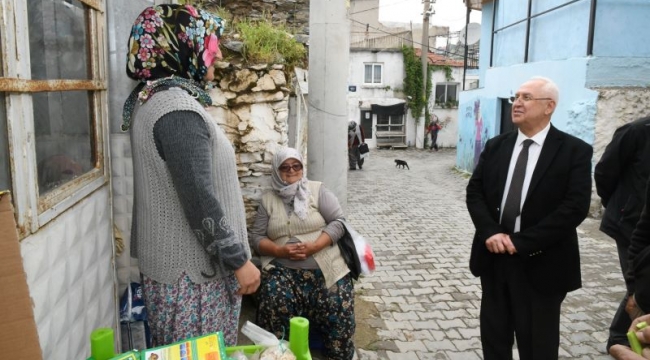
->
[501,139,534,233]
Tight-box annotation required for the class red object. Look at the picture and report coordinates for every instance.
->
[364,245,375,271]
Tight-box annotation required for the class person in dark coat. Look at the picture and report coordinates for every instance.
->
[466,76,593,360]
[595,115,650,351]
[609,178,650,359]
[348,121,366,170]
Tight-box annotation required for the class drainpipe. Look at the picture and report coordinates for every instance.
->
[463,5,470,91]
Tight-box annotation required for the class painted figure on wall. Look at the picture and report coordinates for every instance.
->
[474,100,483,169]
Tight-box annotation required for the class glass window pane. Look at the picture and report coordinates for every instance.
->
[377,114,389,126]
[373,65,381,84]
[28,0,89,80]
[435,84,446,103]
[364,65,372,83]
[0,94,11,193]
[447,84,458,101]
[33,91,95,195]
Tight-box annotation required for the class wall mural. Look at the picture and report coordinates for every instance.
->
[456,97,498,172]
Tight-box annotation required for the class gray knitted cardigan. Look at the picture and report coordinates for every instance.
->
[130,88,249,284]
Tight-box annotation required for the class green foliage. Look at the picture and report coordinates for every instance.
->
[401,46,431,120]
[430,65,454,82]
[235,18,306,70]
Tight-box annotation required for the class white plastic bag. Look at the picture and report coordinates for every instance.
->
[340,220,376,276]
[241,321,280,347]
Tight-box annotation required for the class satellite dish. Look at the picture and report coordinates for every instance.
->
[459,22,481,45]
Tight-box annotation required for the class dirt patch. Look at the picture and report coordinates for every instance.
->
[354,292,381,349]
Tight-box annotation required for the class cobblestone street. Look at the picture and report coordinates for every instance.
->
[346,147,622,360]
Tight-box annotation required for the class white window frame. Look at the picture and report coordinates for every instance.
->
[363,63,383,85]
[0,0,109,237]
[434,82,460,108]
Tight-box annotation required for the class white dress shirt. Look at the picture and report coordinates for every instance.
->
[500,123,551,232]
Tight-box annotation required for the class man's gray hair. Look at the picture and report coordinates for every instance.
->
[530,76,559,103]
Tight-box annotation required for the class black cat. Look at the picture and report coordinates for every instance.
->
[395,159,409,170]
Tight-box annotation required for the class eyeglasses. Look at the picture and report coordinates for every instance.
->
[509,95,553,104]
[279,163,303,173]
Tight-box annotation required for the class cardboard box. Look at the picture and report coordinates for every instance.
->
[0,192,42,359]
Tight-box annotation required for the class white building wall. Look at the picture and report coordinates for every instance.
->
[429,66,477,148]
[347,50,413,148]
[20,187,116,359]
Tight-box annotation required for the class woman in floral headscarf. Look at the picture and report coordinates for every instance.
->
[248,147,356,359]
[123,4,259,346]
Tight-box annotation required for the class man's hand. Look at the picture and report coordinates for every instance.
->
[609,344,650,359]
[234,260,260,295]
[627,295,645,320]
[485,233,517,255]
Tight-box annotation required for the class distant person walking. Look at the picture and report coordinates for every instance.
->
[348,121,365,170]
[595,115,650,352]
[426,116,442,151]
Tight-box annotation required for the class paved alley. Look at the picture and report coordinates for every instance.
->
[345,148,622,360]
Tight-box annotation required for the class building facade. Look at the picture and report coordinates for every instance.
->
[458,0,650,181]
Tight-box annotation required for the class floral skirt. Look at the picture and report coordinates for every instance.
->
[141,272,241,347]
[257,263,355,360]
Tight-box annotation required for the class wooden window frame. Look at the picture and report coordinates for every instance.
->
[0,0,109,237]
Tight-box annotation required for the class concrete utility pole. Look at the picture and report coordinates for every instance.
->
[421,0,431,101]
[417,0,432,148]
[308,0,350,209]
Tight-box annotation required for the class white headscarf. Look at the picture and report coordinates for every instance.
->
[348,121,362,143]
[271,147,310,220]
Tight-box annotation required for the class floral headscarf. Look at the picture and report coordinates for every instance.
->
[122,4,225,131]
[272,147,311,220]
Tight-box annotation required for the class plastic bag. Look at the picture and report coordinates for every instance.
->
[119,283,151,350]
[260,342,296,360]
[119,282,147,322]
[347,224,376,275]
[337,220,375,277]
[241,322,295,360]
[241,321,281,347]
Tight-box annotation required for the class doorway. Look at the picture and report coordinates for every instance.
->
[500,98,514,134]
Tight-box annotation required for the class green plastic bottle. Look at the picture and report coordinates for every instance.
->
[289,317,311,360]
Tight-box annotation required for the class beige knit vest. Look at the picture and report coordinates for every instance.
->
[260,181,349,288]
[130,88,249,284]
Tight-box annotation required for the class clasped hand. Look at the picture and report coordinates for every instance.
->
[279,242,317,260]
[485,233,517,255]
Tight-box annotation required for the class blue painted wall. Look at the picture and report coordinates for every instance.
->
[456,96,498,172]
[458,59,598,172]
[593,0,650,58]
[463,0,650,172]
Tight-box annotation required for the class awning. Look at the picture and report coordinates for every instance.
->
[370,103,406,116]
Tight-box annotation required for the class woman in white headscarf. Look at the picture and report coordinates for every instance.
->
[248,147,356,359]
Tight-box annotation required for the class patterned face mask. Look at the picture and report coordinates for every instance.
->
[122,4,225,131]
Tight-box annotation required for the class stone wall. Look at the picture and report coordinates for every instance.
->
[207,61,293,225]
[590,87,650,217]
[206,0,310,35]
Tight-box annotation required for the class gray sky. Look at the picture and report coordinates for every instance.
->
[379,0,481,31]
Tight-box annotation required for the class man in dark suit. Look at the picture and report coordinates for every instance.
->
[466,77,593,360]
[594,116,650,352]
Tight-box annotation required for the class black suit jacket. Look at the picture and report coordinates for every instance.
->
[466,125,593,295]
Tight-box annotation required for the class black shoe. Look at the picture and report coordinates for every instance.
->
[358,164,362,169]
[349,167,356,171]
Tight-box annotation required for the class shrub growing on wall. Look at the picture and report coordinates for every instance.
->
[402,46,432,120]
[235,18,306,70]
